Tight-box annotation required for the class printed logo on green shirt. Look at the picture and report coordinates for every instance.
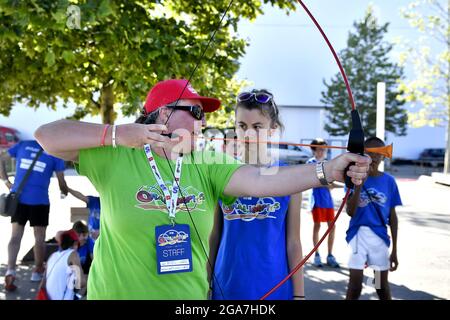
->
[135,183,206,212]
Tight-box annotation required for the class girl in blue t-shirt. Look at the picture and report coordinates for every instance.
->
[345,137,401,300]
[210,89,304,300]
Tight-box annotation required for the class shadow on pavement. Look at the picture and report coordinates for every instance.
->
[399,211,450,230]
[304,264,445,300]
[1,262,445,300]
[0,263,39,300]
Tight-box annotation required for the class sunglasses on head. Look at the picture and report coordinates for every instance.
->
[166,104,205,120]
[237,91,273,104]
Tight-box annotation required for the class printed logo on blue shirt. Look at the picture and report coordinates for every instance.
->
[359,188,387,208]
[222,197,281,221]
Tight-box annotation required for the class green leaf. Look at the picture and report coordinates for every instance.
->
[51,10,67,24]
[62,50,75,63]
[45,50,56,67]
[98,0,115,18]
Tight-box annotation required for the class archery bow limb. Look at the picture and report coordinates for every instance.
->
[259,0,366,299]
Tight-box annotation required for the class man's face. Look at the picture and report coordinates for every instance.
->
[160,99,205,153]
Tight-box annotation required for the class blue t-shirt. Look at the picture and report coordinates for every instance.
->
[346,173,402,247]
[87,196,101,234]
[212,162,293,300]
[78,237,95,267]
[8,140,65,205]
[306,157,334,209]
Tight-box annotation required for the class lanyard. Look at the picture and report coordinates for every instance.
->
[144,144,183,224]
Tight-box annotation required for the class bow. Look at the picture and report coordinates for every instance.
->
[158,0,367,300]
[259,0,365,299]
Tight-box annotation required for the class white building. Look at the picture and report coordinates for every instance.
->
[278,105,446,161]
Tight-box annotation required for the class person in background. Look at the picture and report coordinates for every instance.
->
[72,220,95,275]
[0,140,68,291]
[39,229,86,300]
[306,138,340,268]
[345,137,401,300]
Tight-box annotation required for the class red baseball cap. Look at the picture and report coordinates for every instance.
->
[143,79,221,114]
[56,229,80,245]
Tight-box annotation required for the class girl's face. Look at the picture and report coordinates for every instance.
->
[235,107,276,164]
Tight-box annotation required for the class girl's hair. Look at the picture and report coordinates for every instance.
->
[235,89,284,132]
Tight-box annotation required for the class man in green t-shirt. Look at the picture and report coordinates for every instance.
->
[35,79,370,300]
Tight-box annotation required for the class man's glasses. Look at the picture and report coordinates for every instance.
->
[237,91,273,104]
[166,104,204,120]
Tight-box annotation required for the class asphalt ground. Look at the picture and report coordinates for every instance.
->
[0,165,448,300]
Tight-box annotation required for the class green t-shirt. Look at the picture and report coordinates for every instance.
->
[77,146,242,300]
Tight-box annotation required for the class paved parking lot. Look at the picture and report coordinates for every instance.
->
[0,165,449,300]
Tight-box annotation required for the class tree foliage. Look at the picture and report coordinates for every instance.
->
[321,6,408,138]
[0,0,297,125]
[397,0,449,173]
[397,0,449,128]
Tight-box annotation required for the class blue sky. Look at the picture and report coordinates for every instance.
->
[235,0,442,106]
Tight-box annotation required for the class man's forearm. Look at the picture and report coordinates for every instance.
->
[35,120,170,162]
[225,152,370,198]
[225,163,326,197]
[35,120,110,161]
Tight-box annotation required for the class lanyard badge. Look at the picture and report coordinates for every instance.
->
[144,144,183,225]
[144,144,193,274]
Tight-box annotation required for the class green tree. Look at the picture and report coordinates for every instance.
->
[321,6,408,138]
[397,0,449,174]
[0,0,296,126]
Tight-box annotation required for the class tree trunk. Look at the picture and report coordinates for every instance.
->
[100,85,116,124]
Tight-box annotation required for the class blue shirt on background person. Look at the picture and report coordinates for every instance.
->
[306,157,334,209]
[87,196,100,238]
[8,140,65,205]
[346,173,402,247]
